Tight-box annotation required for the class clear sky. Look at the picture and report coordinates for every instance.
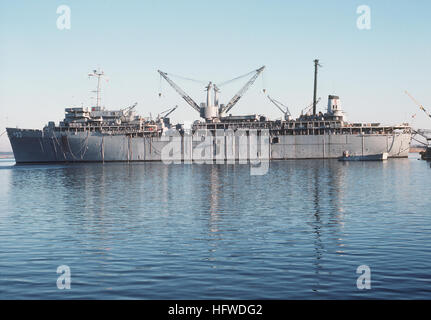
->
[1,0,431,151]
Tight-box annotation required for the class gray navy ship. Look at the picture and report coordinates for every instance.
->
[7,62,412,163]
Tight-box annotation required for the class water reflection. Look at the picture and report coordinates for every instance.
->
[2,159,431,299]
[308,161,347,291]
[311,164,324,285]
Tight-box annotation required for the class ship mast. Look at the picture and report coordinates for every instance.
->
[312,59,321,116]
[88,69,106,108]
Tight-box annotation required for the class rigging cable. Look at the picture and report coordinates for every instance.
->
[165,72,207,84]
[217,70,255,87]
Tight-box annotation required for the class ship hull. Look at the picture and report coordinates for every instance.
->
[7,128,411,163]
[420,147,431,160]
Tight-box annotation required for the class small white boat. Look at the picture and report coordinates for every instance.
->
[338,151,388,161]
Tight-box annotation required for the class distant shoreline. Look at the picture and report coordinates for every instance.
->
[410,147,427,153]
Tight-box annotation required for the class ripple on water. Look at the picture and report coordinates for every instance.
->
[0,159,430,299]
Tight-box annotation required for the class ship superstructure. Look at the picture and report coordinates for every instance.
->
[7,62,412,163]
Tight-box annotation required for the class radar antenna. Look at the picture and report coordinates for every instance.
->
[88,69,107,108]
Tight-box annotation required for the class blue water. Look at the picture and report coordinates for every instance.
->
[0,156,430,299]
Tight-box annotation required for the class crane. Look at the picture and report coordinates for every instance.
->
[405,91,431,156]
[301,97,321,115]
[157,105,178,121]
[267,95,292,121]
[120,102,137,114]
[405,91,431,119]
[158,66,265,121]
[219,66,265,116]
[158,70,201,113]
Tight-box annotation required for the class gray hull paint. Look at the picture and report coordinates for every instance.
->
[7,128,411,163]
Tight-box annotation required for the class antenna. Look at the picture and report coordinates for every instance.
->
[88,69,106,108]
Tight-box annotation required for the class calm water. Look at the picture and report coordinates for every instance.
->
[0,156,430,299]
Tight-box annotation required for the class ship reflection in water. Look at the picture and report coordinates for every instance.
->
[0,157,430,299]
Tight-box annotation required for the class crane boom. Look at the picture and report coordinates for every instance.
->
[301,97,321,115]
[120,102,137,113]
[157,105,178,121]
[420,106,431,119]
[158,70,201,113]
[267,95,291,116]
[163,105,178,118]
[405,90,431,119]
[220,66,265,115]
